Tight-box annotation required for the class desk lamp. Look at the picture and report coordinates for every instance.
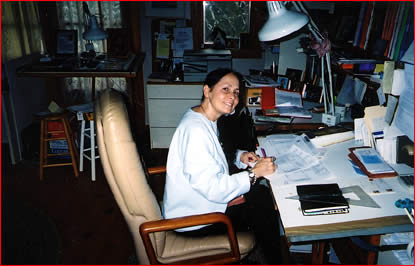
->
[82,2,108,57]
[259,1,340,126]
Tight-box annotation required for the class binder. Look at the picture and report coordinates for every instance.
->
[348,147,398,178]
[297,183,349,216]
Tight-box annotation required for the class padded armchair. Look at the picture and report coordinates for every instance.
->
[95,89,255,264]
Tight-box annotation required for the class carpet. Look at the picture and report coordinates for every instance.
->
[2,198,62,264]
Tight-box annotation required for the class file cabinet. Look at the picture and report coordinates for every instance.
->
[147,82,202,148]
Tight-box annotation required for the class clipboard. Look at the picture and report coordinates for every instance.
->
[348,147,398,178]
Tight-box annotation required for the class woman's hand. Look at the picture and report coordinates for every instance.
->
[252,157,277,177]
[240,152,259,165]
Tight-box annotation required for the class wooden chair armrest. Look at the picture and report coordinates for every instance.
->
[139,212,240,264]
[147,165,166,175]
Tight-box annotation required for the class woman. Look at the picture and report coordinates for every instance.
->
[162,68,281,264]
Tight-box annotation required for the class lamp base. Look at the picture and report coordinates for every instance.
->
[322,113,341,126]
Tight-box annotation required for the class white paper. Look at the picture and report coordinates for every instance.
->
[391,69,406,96]
[275,89,303,107]
[354,118,365,141]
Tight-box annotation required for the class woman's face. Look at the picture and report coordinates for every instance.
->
[204,73,240,117]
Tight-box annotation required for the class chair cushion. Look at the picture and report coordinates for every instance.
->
[158,231,255,263]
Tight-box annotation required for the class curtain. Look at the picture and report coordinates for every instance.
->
[1,2,44,62]
[56,1,126,102]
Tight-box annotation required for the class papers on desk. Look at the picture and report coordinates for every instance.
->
[259,134,333,185]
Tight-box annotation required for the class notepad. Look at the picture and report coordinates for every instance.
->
[297,183,350,216]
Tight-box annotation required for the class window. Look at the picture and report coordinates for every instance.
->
[203,1,250,47]
[55,1,126,99]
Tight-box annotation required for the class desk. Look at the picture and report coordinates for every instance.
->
[16,53,146,137]
[261,138,413,264]
[252,101,354,134]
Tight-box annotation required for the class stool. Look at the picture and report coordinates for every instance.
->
[39,113,79,180]
[79,112,99,181]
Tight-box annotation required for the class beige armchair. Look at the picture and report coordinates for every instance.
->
[95,89,255,264]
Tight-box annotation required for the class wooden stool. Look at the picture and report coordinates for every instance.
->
[79,112,99,181]
[39,113,79,180]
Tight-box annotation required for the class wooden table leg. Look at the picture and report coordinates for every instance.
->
[366,235,381,264]
[312,240,328,264]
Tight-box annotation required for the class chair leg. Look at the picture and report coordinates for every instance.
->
[90,120,96,182]
[80,119,85,172]
[39,119,45,181]
[62,117,79,177]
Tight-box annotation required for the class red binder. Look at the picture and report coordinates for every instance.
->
[260,87,276,110]
[348,147,398,179]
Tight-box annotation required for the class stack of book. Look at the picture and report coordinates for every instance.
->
[348,147,398,178]
[297,183,350,216]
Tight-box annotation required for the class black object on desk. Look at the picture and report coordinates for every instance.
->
[297,183,349,216]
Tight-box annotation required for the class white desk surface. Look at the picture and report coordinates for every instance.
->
[262,138,413,243]
[249,101,353,125]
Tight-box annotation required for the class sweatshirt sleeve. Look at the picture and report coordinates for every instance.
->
[180,125,251,204]
[234,149,249,169]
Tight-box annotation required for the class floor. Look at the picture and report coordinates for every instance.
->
[1,144,313,265]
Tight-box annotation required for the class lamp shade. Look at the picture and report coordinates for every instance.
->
[82,15,108,41]
[258,1,309,42]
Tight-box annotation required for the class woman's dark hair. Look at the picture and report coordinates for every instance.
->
[201,68,245,102]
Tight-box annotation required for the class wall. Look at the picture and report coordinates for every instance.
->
[139,2,266,124]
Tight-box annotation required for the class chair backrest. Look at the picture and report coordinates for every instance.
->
[95,89,165,264]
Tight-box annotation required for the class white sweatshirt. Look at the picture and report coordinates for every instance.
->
[162,109,251,231]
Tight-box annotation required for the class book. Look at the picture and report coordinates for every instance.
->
[348,147,398,178]
[353,2,367,47]
[297,183,349,216]
[359,1,373,49]
[393,2,410,61]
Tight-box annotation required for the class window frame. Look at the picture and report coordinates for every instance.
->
[191,1,266,58]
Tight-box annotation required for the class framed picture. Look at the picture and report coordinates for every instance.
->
[277,76,289,89]
[56,30,77,56]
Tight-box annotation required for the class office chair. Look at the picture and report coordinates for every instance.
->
[95,89,255,264]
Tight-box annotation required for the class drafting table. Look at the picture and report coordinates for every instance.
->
[261,138,413,264]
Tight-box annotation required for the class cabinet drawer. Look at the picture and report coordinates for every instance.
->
[150,127,176,149]
[147,84,202,99]
[148,99,200,127]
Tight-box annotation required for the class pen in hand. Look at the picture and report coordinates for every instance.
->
[260,147,276,162]
[261,148,267,158]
